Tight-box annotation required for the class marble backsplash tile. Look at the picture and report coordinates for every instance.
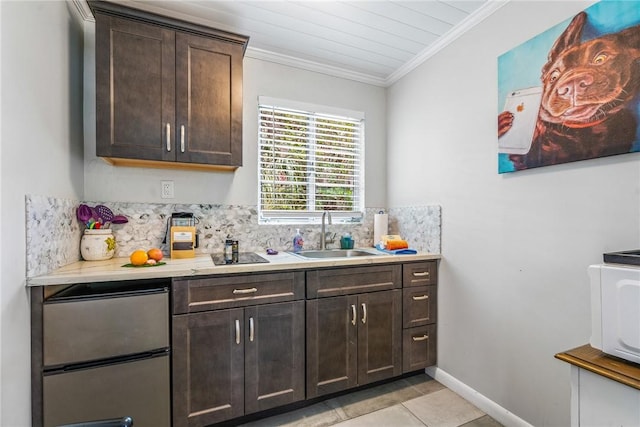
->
[388,205,441,254]
[26,195,84,278]
[26,195,442,278]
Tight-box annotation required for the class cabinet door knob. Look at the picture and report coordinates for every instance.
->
[180,125,185,153]
[412,334,429,342]
[249,317,254,342]
[361,303,367,324]
[351,304,356,326]
[235,319,240,345]
[412,295,429,301]
[413,271,429,277]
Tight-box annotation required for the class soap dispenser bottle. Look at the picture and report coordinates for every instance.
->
[293,229,304,253]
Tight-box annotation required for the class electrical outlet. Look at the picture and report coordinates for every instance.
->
[161,180,174,199]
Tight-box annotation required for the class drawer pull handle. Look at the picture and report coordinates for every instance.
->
[351,304,356,326]
[412,334,429,342]
[413,271,430,277]
[166,123,171,151]
[413,295,429,301]
[233,287,258,294]
[249,317,254,342]
[235,319,240,345]
[361,303,367,324]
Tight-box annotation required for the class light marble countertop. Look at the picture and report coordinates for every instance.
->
[27,249,441,286]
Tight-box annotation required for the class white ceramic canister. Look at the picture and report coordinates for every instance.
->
[80,229,116,261]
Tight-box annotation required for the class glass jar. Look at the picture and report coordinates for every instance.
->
[80,229,116,261]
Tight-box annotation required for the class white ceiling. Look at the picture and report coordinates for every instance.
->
[75,0,507,86]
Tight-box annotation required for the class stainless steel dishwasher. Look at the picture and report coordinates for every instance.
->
[42,279,171,427]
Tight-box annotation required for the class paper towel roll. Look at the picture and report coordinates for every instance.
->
[374,213,388,247]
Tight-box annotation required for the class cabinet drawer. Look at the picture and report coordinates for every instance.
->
[403,261,437,287]
[402,324,437,373]
[402,286,437,328]
[173,271,305,314]
[306,264,401,298]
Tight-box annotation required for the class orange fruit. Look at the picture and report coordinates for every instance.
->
[130,250,148,266]
[147,248,163,261]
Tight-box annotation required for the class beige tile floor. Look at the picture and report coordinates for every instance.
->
[240,374,503,427]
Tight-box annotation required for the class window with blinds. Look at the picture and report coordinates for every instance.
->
[258,97,365,224]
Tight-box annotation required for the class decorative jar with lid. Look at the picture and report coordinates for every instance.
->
[80,229,116,261]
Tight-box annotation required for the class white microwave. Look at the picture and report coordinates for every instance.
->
[589,264,640,364]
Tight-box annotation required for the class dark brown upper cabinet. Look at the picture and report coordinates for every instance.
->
[89,1,249,171]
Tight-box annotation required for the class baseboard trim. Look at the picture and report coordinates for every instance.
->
[425,367,533,427]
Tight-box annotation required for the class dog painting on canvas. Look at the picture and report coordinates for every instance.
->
[497,2,640,173]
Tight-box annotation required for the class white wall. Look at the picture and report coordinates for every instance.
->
[387,1,640,426]
[0,1,85,425]
[83,25,388,208]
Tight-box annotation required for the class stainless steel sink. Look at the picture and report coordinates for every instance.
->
[290,249,378,259]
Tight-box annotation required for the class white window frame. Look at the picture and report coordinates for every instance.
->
[258,96,365,225]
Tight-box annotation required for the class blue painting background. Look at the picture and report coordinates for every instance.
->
[497,0,640,173]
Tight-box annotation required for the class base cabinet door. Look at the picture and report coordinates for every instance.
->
[306,295,358,398]
[173,302,305,426]
[358,290,402,385]
[307,290,402,399]
[245,301,305,414]
[172,309,244,427]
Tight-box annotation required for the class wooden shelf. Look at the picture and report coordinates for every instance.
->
[555,344,640,390]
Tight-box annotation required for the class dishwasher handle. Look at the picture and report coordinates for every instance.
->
[46,278,170,302]
[58,416,135,427]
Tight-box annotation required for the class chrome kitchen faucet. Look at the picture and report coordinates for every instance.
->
[320,211,335,250]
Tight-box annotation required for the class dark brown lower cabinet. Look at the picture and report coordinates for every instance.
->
[306,289,402,399]
[172,301,305,427]
[402,261,438,373]
[245,302,305,413]
[403,324,437,372]
[172,308,243,427]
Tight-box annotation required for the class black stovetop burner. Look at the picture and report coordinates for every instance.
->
[603,250,640,266]
[211,252,270,266]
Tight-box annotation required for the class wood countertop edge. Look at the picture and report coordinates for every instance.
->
[555,344,640,390]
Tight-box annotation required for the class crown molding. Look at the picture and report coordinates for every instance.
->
[245,47,388,87]
[73,0,507,88]
[385,0,509,86]
[70,0,94,22]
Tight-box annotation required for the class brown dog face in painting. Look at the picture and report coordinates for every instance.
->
[540,12,640,126]
[506,11,640,171]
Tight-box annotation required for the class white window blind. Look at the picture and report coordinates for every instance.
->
[258,97,365,224]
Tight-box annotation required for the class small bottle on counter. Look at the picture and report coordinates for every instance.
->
[293,229,304,253]
[232,239,239,263]
[224,237,233,262]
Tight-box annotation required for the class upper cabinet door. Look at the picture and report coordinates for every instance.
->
[175,32,244,167]
[95,13,175,162]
